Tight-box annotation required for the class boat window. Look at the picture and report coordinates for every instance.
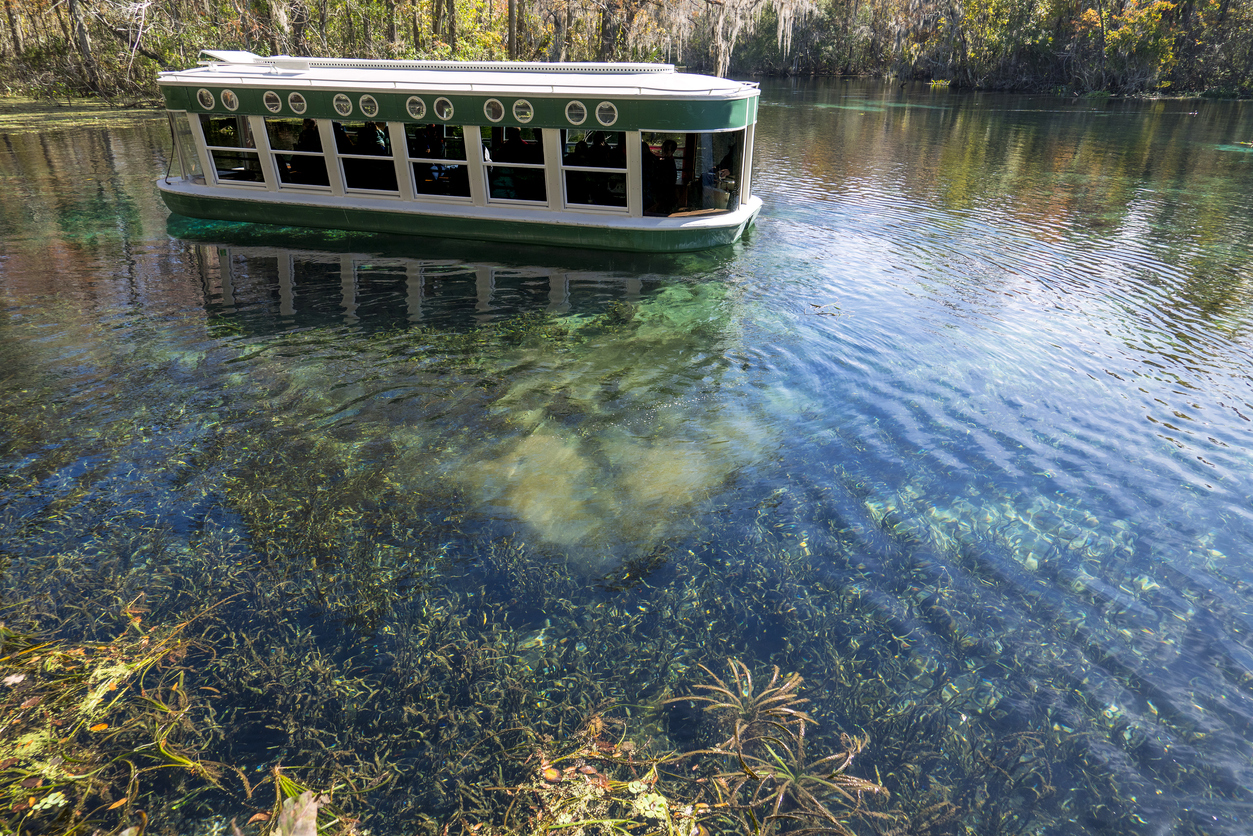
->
[359,95,380,118]
[169,112,204,181]
[196,88,215,110]
[640,128,745,216]
[263,91,282,113]
[200,114,263,185]
[405,123,470,199]
[434,97,454,121]
[595,102,617,127]
[265,118,330,188]
[333,94,353,117]
[561,130,626,209]
[221,90,240,111]
[484,99,505,123]
[565,101,586,125]
[483,126,546,203]
[512,100,534,123]
[333,120,398,193]
[406,97,426,120]
[288,92,308,114]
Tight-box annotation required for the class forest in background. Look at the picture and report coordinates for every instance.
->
[0,0,1250,105]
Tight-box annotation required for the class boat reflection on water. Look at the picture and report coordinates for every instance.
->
[169,214,744,333]
[167,213,771,575]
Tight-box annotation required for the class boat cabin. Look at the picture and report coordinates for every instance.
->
[158,51,762,252]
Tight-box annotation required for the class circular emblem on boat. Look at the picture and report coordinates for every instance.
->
[359,95,379,118]
[434,97,454,121]
[220,89,240,111]
[333,94,353,117]
[287,92,307,114]
[263,91,282,113]
[484,98,505,123]
[565,101,586,125]
[406,96,426,120]
[196,88,216,110]
[512,99,534,123]
[595,101,617,127]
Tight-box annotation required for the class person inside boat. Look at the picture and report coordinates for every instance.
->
[296,119,321,152]
[566,139,591,204]
[288,119,329,186]
[332,122,353,153]
[640,140,657,208]
[495,127,529,163]
[648,139,678,215]
[356,121,389,156]
[700,140,740,209]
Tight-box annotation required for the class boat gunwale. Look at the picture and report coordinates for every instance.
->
[158,177,762,233]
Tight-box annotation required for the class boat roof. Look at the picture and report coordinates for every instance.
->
[157,50,759,101]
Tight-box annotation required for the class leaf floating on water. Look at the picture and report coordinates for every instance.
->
[90,723,109,732]
[275,791,327,836]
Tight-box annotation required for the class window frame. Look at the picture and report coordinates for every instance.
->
[558,128,629,214]
[481,126,549,207]
[196,112,266,188]
[262,116,332,193]
[403,122,474,203]
[332,120,402,196]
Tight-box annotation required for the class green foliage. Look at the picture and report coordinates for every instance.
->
[0,0,1250,96]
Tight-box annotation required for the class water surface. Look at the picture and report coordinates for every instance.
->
[2,84,1253,835]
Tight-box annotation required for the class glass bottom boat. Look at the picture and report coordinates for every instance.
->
[159,52,763,253]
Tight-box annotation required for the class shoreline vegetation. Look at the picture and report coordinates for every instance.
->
[0,0,1250,105]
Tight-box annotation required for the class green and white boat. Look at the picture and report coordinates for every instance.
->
[158,51,762,252]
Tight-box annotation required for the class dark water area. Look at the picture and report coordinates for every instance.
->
[2,82,1253,835]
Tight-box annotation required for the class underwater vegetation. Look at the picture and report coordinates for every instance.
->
[0,250,1250,836]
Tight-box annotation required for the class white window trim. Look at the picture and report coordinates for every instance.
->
[195,113,266,189]
[317,121,346,196]
[553,128,635,215]
[399,123,475,205]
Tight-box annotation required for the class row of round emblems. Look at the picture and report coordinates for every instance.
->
[197,88,618,127]
[197,87,311,114]
[478,98,617,126]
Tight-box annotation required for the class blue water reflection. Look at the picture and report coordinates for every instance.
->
[2,83,1253,834]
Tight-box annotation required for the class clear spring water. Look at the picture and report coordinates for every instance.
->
[2,82,1253,834]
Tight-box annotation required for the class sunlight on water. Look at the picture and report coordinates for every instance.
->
[3,85,1253,835]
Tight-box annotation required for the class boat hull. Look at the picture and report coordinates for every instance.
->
[158,180,761,253]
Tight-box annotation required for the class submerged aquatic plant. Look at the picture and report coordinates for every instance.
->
[710,728,888,836]
[675,660,813,760]
[0,605,232,834]
[667,659,890,836]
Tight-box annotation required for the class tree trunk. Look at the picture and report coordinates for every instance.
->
[291,0,309,53]
[597,0,620,61]
[66,0,99,91]
[4,0,24,56]
[508,0,516,58]
[268,0,292,54]
[385,0,396,44]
